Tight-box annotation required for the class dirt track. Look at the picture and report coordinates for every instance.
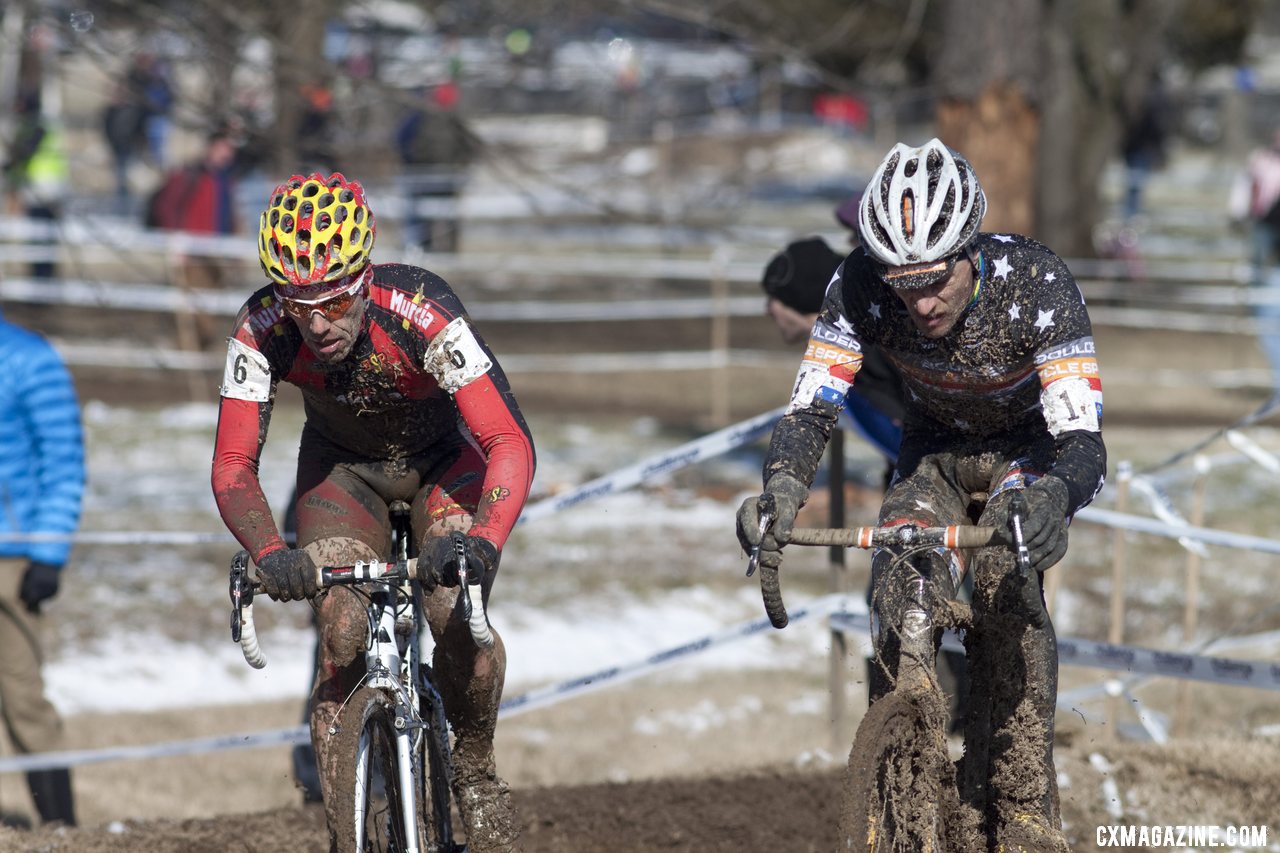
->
[3,737,1278,852]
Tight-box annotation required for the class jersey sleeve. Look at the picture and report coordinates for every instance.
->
[423,312,535,550]
[211,304,286,562]
[1030,262,1107,513]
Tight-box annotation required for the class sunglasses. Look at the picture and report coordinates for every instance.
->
[881,253,960,291]
[276,274,365,322]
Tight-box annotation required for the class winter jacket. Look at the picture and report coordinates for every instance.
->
[0,313,84,566]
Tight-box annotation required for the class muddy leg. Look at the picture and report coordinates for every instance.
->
[425,584,517,852]
[969,548,1067,852]
[302,538,381,851]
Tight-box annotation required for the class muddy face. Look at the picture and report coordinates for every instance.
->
[893,257,976,339]
[292,293,367,363]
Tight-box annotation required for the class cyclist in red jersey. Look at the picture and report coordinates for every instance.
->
[211,173,534,852]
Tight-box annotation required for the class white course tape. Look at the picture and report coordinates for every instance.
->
[517,405,785,524]
[1074,506,1280,555]
[498,594,849,718]
[0,725,309,774]
[830,611,1280,692]
[0,594,849,773]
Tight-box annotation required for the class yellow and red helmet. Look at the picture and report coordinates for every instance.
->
[258,172,376,288]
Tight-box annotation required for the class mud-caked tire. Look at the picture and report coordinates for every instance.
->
[329,686,434,852]
[840,685,951,852]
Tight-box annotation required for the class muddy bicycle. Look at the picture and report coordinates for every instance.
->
[750,493,1045,852]
[229,501,492,853]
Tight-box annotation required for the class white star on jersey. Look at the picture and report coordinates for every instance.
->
[836,315,857,335]
[1035,309,1056,330]
[954,417,971,429]
[993,255,1013,279]
[868,302,882,320]
[1009,303,1021,320]
[1045,272,1056,282]
[992,234,1015,243]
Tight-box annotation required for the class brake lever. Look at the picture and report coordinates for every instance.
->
[745,492,777,578]
[1008,490,1047,628]
[229,550,250,642]
[452,532,472,621]
[1009,491,1032,577]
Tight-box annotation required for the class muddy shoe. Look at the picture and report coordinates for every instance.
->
[996,813,1070,853]
[456,768,521,852]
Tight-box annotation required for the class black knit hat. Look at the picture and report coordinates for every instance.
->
[760,237,845,314]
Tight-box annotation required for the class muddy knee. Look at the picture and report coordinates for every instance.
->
[305,537,379,666]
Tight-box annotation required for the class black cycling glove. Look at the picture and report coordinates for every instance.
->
[417,532,500,593]
[735,474,807,570]
[19,561,62,613]
[1005,476,1070,573]
[256,548,319,601]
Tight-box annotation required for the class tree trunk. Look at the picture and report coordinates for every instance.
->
[936,84,1039,236]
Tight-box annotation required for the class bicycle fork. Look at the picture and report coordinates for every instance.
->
[896,575,936,693]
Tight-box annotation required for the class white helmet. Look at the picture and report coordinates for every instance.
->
[858,138,986,283]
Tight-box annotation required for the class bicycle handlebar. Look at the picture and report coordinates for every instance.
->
[753,521,1018,632]
[787,525,1008,550]
[229,550,494,670]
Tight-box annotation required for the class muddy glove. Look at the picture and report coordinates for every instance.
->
[735,474,807,570]
[256,548,318,602]
[19,561,61,613]
[418,532,500,593]
[1010,476,1070,573]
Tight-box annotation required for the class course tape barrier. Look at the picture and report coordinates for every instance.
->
[8,591,1278,773]
[831,611,1280,693]
[0,594,850,774]
[516,405,785,524]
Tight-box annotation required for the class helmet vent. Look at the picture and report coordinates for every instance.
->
[299,200,314,220]
[339,189,354,203]
[281,214,294,234]
[284,196,298,212]
[317,211,332,231]
[318,192,334,209]
[302,182,320,198]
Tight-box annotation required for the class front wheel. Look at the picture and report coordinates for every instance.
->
[840,684,950,852]
[330,686,429,852]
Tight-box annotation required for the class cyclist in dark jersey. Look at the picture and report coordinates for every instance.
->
[212,173,533,852]
[738,140,1105,851]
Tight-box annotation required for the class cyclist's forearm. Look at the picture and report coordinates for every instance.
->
[212,398,285,560]
[763,400,840,490]
[1048,428,1107,513]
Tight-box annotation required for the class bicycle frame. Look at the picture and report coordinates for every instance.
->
[229,514,492,853]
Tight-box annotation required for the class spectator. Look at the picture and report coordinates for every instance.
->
[759,195,970,735]
[0,294,85,828]
[3,90,69,279]
[1120,71,1171,221]
[395,85,477,252]
[145,129,241,346]
[1229,128,1280,393]
[296,81,336,173]
[101,80,145,211]
[127,52,174,169]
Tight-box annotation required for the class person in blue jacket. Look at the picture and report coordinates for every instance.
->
[0,303,84,828]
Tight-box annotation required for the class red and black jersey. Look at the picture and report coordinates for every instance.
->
[212,263,535,561]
